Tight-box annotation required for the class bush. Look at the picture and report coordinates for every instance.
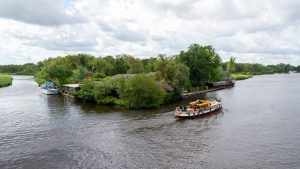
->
[231,73,253,80]
[0,74,13,88]
[75,80,95,101]
[121,75,165,109]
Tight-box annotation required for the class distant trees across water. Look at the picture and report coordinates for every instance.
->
[0,43,299,108]
[0,63,37,75]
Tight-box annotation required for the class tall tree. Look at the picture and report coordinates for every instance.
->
[178,44,222,86]
[226,56,236,75]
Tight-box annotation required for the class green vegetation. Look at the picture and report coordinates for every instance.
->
[1,43,299,109]
[295,65,300,73]
[0,74,13,88]
[231,63,294,75]
[0,63,37,75]
[178,44,222,87]
[222,58,297,80]
[231,73,253,80]
[33,44,223,109]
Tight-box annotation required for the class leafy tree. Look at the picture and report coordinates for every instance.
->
[39,57,73,85]
[91,57,112,77]
[121,75,165,109]
[142,57,157,73]
[127,57,144,74]
[226,56,236,75]
[110,55,129,75]
[75,79,95,101]
[72,66,89,83]
[178,44,222,86]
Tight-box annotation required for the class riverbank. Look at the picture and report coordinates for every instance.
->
[0,74,12,88]
[231,73,253,80]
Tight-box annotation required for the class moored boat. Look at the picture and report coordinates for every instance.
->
[41,82,58,95]
[175,99,222,118]
[205,77,235,89]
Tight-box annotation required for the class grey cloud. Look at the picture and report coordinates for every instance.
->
[0,0,84,26]
[24,38,97,51]
[98,21,147,43]
[13,27,98,51]
[219,43,300,56]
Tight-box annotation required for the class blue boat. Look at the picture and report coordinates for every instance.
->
[41,82,59,95]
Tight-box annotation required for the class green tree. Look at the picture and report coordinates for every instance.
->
[226,56,236,75]
[91,57,113,78]
[142,57,157,73]
[121,75,165,109]
[39,57,73,85]
[110,56,129,75]
[178,44,222,86]
[127,57,144,74]
[75,79,95,101]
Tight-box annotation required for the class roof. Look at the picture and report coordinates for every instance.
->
[62,84,80,88]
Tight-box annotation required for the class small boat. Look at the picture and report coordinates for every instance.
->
[41,82,59,95]
[175,99,222,118]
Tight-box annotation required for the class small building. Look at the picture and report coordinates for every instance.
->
[62,84,80,92]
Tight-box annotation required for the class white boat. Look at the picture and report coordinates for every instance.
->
[175,99,222,118]
[41,82,59,95]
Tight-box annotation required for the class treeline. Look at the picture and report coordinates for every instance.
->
[0,63,37,75]
[1,44,300,108]
[33,44,222,108]
[228,63,298,75]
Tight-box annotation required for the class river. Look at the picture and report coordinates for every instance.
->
[0,74,300,169]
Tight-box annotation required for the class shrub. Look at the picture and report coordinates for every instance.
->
[121,75,165,109]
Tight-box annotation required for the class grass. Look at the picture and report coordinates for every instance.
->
[231,73,253,81]
[0,74,13,88]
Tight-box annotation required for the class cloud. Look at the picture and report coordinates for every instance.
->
[98,20,147,43]
[0,0,84,26]
[0,0,300,65]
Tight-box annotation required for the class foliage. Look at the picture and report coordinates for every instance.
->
[0,63,37,75]
[75,79,95,102]
[127,57,144,74]
[178,44,222,87]
[142,57,157,73]
[226,56,236,75]
[155,55,190,91]
[296,65,300,73]
[110,55,129,75]
[233,63,294,75]
[231,73,253,80]
[0,74,13,88]
[121,75,165,109]
[3,43,298,109]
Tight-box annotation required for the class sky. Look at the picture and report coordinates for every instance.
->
[0,0,299,65]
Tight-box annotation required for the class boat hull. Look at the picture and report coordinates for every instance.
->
[42,89,58,95]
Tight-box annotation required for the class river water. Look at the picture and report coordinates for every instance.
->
[0,74,300,169]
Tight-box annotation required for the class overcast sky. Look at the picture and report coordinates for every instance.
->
[0,0,299,65]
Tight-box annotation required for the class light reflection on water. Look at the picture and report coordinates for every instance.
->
[0,74,300,169]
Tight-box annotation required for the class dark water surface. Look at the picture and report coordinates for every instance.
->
[0,74,300,169]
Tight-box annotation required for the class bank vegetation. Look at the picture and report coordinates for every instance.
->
[0,74,13,88]
[1,44,299,108]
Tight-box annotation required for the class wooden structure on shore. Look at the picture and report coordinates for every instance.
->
[61,84,80,92]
